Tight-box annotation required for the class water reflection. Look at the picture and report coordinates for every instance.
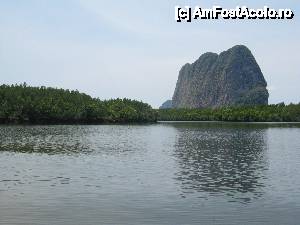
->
[0,125,93,154]
[0,123,300,224]
[0,125,149,155]
[172,123,268,202]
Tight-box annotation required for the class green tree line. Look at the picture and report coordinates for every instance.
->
[0,84,157,124]
[158,104,300,122]
[1,83,299,124]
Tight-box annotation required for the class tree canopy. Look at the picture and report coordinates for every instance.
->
[0,84,157,124]
[158,104,300,122]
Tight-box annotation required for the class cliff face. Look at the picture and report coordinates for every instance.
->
[172,45,269,108]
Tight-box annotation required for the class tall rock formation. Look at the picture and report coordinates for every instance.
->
[171,45,269,108]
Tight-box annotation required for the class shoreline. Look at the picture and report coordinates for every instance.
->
[158,121,300,124]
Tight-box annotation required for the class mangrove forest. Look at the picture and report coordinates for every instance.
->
[158,104,300,122]
[0,84,157,124]
[1,84,300,124]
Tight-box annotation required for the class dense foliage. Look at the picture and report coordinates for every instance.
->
[158,104,300,122]
[0,84,157,124]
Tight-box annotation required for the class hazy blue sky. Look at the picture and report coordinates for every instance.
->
[0,0,299,107]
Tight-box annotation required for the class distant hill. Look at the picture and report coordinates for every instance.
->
[159,100,172,109]
[164,45,269,109]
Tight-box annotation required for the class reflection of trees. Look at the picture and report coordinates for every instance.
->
[0,126,93,154]
[0,125,148,155]
[172,123,268,202]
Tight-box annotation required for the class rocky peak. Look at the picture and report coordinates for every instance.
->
[171,45,269,109]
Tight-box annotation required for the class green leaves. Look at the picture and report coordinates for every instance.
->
[104,98,156,123]
[158,104,300,122]
[0,84,157,124]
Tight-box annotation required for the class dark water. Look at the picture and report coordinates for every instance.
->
[0,122,300,225]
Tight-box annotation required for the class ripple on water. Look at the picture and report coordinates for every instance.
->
[0,123,300,225]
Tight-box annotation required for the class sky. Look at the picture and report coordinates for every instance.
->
[0,0,299,108]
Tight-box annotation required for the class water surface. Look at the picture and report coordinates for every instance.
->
[0,122,300,225]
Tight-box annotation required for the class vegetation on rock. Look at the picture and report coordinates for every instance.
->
[172,45,269,108]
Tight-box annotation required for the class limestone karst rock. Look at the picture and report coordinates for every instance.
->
[159,100,173,109]
[171,45,269,109]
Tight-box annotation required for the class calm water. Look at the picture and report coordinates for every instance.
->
[0,122,300,225]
